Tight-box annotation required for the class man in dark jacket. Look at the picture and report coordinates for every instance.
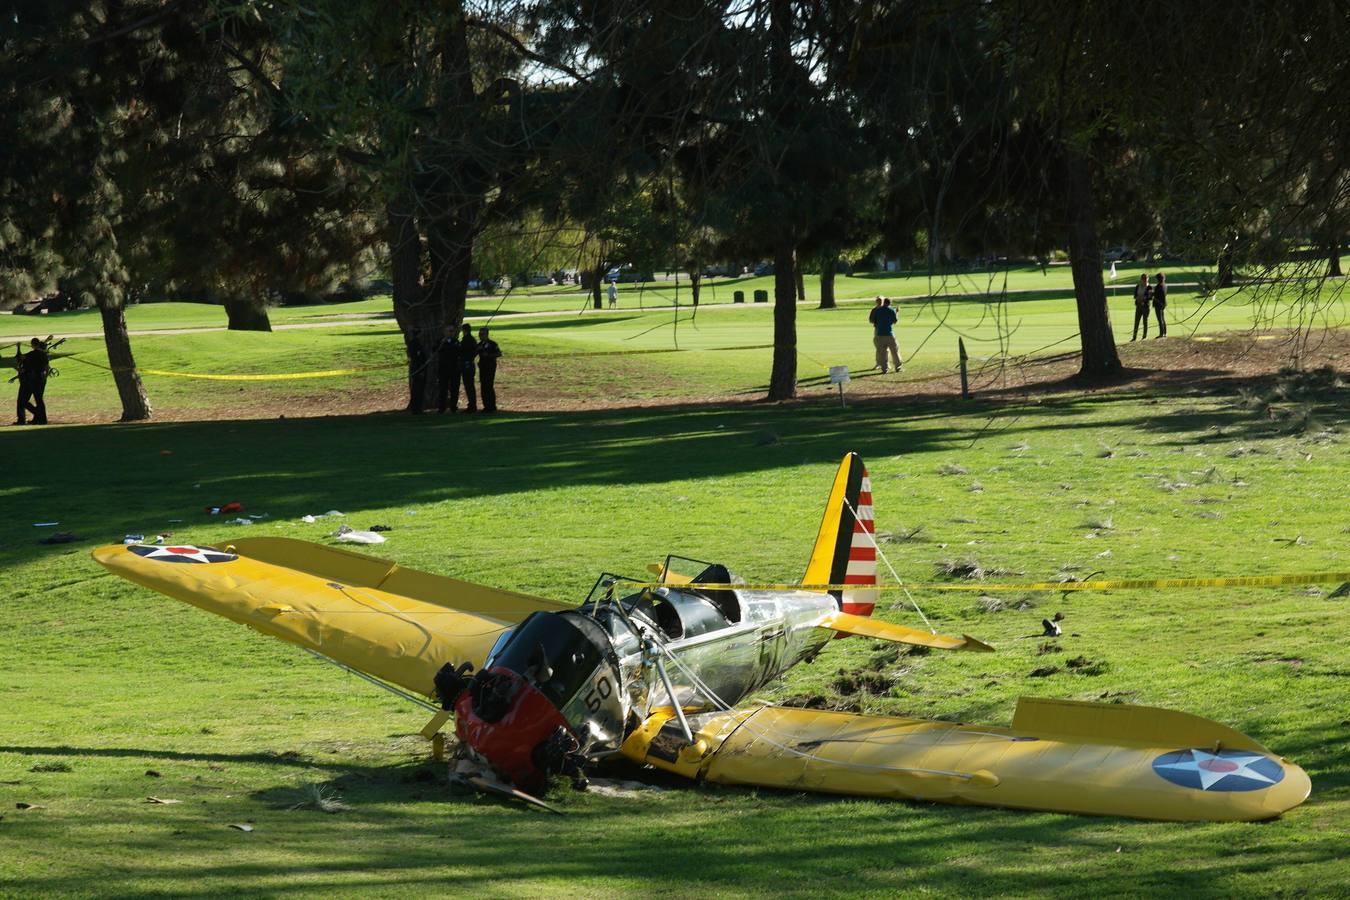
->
[14,338,50,425]
[477,327,502,413]
[436,325,462,413]
[1152,272,1168,337]
[458,323,479,412]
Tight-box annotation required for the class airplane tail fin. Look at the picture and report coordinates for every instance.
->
[803,453,877,616]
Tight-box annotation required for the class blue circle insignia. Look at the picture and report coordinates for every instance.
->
[1152,748,1285,792]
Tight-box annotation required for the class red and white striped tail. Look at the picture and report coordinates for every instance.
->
[804,453,879,618]
[842,470,878,616]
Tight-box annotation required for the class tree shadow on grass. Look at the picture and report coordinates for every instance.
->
[0,744,348,770]
[18,753,1343,897]
[1,366,1345,569]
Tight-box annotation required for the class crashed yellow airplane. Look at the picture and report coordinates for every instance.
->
[93,453,1310,821]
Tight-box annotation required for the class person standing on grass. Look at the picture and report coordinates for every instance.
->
[872,297,901,373]
[12,337,50,425]
[435,324,463,414]
[477,327,502,413]
[1152,272,1168,337]
[1132,273,1151,341]
[607,280,618,308]
[458,322,479,412]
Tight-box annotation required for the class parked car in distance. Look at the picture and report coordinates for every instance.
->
[701,264,734,277]
[606,265,652,283]
[753,261,774,276]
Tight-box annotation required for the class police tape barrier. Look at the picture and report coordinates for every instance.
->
[621,571,1350,594]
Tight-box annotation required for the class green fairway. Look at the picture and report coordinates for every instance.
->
[7,269,1349,425]
[8,258,1344,342]
[1,359,1347,896]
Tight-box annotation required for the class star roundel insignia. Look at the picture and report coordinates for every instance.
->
[1152,748,1285,792]
[127,544,238,564]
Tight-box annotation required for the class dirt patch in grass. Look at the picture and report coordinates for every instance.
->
[25,327,1349,426]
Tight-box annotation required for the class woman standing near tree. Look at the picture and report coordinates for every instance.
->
[1152,272,1168,337]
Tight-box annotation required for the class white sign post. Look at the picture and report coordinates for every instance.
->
[828,365,850,408]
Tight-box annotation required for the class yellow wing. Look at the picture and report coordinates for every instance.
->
[619,699,1310,822]
[92,538,568,698]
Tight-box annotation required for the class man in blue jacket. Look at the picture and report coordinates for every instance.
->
[872,297,901,373]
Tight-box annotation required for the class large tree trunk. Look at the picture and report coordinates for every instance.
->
[1064,152,1122,377]
[223,298,272,331]
[1215,238,1236,288]
[767,241,798,401]
[591,259,606,309]
[99,300,151,421]
[386,198,432,410]
[818,254,837,308]
[1328,239,1343,277]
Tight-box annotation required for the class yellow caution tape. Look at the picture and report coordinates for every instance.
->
[621,571,1350,594]
[138,366,392,381]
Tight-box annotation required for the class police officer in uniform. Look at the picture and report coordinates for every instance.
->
[477,327,501,413]
[458,322,478,412]
[436,324,462,413]
[14,337,50,425]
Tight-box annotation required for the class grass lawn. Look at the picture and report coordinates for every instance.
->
[6,271,1349,425]
[8,257,1345,341]
[2,320,1348,896]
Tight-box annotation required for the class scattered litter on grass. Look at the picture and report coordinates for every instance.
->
[1009,442,1030,455]
[969,482,984,493]
[936,462,968,476]
[404,510,417,516]
[1096,445,1115,459]
[301,515,316,523]
[333,525,386,545]
[935,558,1020,579]
[146,797,181,805]
[1272,535,1308,547]
[287,784,349,814]
[224,518,252,526]
[369,525,393,533]
[32,522,59,527]
[15,802,44,810]
[1096,550,1113,559]
[228,823,254,832]
[122,534,144,544]
[145,770,161,778]
[205,502,243,515]
[879,526,927,544]
[586,779,667,799]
